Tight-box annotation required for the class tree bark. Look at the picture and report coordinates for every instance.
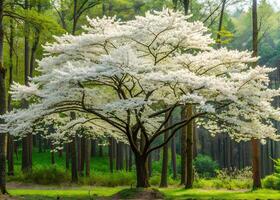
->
[51,144,55,165]
[128,147,133,171]
[0,0,7,193]
[71,137,78,183]
[70,112,78,182]
[185,105,194,189]
[180,106,187,184]
[7,16,14,176]
[171,135,177,179]
[251,0,262,189]
[66,143,70,170]
[135,154,150,188]
[183,0,190,15]
[85,138,91,177]
[216,0,226,48]
[109,137,114,173]
[160,112,169,188]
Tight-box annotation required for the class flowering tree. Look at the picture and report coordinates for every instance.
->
[2,9,280,187]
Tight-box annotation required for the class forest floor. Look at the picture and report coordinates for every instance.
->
[3,184,280,200]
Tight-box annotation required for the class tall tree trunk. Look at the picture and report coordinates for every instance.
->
[70,112,78,182]
[22,0,32,173]
[183,0,190,15]
[0,0,7,193]
[91,140,97,157]
[251,0,261,189]
[71,137,78,183]
[172,0,178,10]
[180,106,187,184]
[170,114,177,179]
[148,154,152,177]
[171,136,177,179]
[160,112,169,188]
[109,137,114,173]
[99,140,103,157]
[51,144,55,165]
[128,147,133,171]
[85,138,91,177]
[65,143,70,170]
[80,137,85,176]
[7,16,14,176]
[216,0,226,48]
[185,105,194,189]
[29,1,41,78]
[77,136,82,175]
[72,0,78,35]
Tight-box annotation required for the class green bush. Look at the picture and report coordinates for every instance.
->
[80,171,136,187]
[194,178,252,190]
[24,165,70,184]
[263,175,280,189]
[149,175,179,186]
[193,154,219,178]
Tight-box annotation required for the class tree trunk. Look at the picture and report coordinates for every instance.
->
[51,144,55,165]
[77,136,82,175]
[251,0,261,189]
[0,0,7,192]
[7,16,14,176]
[66,143,70,170]
[180,106,187,184]
[160,112,169,188]
[91,140,97,157]
[109,137,114,173]
[135,154,150,188]
[216,0,226,48]
[148,154,152,177]
[128,147,133,171]
[70,112,78,182]
[171,135,177,179]
[71,137,78,183]
[80,137,85,176]
[185,105,194,189]
[85,138,91,177]
[99,140,103,157]
[183,0,190,15]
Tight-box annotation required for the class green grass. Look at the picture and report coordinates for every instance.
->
[8,187,280,200]
[160,188,280,200]
[9,187,124,200]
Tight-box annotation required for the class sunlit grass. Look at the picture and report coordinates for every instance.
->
[9,187,125,200]
[160,188,280,199]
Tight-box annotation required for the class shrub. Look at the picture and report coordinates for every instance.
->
[193,178,251,190]
[149,175,179,186]
[263,175,280,189]
[80,171,136,187]
[193,154,219,178]
[24,165,70,184]
[216,167,252,180]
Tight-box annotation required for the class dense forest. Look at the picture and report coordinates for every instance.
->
[1,0,280,199]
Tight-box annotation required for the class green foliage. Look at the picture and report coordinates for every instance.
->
[263,175,280,190]
[193,154,219,178]
[80,171,136,187]
[216,167,252,180]
[19,165,70,184]
[149,175,178,186]
[161,188,280,200]
[263,159,280,190]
